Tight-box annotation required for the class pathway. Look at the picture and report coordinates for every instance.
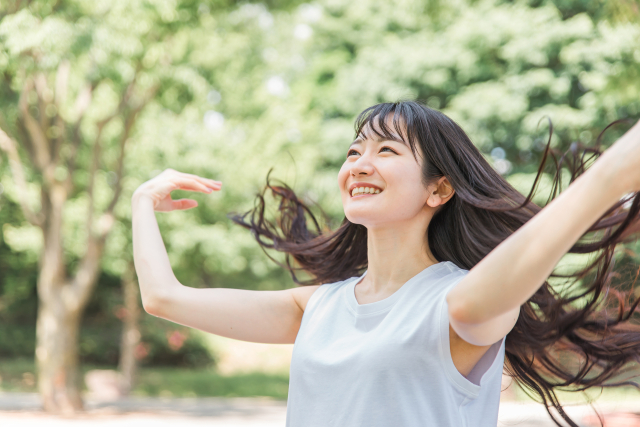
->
[0,393,638,426]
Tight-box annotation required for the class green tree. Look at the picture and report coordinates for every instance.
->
[0,0,311,412]
[0,0,216,412]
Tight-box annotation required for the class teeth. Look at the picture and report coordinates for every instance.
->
[351,187,382,196]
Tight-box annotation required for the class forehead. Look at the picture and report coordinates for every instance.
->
[354,114,406,142]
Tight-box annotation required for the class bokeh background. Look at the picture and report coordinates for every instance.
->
[0,0,639,420]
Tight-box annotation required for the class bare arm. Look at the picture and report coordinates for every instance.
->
[447,121,640,346]
[132,171,319,344]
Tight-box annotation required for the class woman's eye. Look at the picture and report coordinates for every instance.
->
[347,147,396,157]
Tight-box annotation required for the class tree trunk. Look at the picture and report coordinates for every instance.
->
[118,263,141,396]
[36,298,83,413]
[34,183,86,414]
[34,182,105,413]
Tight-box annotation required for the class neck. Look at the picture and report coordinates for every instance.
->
[361,213,438,295]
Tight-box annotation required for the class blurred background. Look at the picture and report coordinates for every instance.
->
[0,0,639,425]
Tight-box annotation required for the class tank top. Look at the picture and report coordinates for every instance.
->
[286,261,507,427]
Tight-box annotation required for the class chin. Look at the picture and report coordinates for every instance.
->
[344,209,383,227]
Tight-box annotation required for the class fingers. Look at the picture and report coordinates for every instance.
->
[174,177,219,193]
[177,171,222,189]
[173,199,198,210]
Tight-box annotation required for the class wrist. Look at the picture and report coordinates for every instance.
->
[132,191,155,209]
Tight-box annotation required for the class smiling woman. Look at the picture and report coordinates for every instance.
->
[224,100,640,427]
[132,100,640,427]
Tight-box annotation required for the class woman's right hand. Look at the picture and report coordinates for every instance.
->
[132,168,222,212]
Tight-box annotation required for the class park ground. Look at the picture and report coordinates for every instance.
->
[1,393,640,427]
[1,337,639,426]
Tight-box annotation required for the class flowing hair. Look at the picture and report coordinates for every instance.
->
[228,100,640,426]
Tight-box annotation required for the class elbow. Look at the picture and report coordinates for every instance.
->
[141,295,161,316]
[446,294,478,325]
[447,296,500,326]
[141,290,170,317]
[448,302,471,325]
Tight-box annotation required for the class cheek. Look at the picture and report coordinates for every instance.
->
[337,165,349,189]
[381,167,427,205]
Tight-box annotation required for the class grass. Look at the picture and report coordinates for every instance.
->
[0,358,289,400]
[0,358,37,393]
[133,367,289,399]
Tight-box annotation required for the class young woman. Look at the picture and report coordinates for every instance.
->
[132,101,640,427]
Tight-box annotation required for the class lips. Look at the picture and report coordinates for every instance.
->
[348,182,384,195]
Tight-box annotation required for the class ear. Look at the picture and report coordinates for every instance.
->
[426,176,455,208]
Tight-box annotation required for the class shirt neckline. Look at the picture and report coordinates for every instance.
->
[344,261,451,317]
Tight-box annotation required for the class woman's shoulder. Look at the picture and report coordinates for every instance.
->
[442,264,471,297]
[290,285,323,312]
[443,260,470,280]
[291,276,357,312]
[421,261,470,298]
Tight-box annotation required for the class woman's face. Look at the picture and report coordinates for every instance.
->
[338,119,432,228]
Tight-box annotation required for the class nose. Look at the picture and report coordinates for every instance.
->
[350,154,374,176]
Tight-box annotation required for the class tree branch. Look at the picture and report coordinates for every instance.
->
[83,75,142,233]
[34,73,51,144]
[102,84,159,228]
[84,121,107,248]
[71,73,156,305]
[63,82,94,195]
[14,115,37,163]
[0,127,45,227]
[51,60,70,167]
[71,112,116,306]
[18,78,51,173]
[66,231,106,312]
[55,61,70,107]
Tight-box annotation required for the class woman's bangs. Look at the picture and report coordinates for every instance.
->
[353,102,420,158]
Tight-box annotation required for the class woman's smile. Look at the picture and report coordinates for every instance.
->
[348,182,384,197]
[351,191,381,198]
[350,186,383,197]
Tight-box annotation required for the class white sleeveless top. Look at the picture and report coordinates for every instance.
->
[286,261,507,427]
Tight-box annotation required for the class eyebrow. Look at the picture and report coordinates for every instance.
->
[349,134,407,147]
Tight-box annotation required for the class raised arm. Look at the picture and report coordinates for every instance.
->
[131,169,319,344]
[446,120,640,346]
